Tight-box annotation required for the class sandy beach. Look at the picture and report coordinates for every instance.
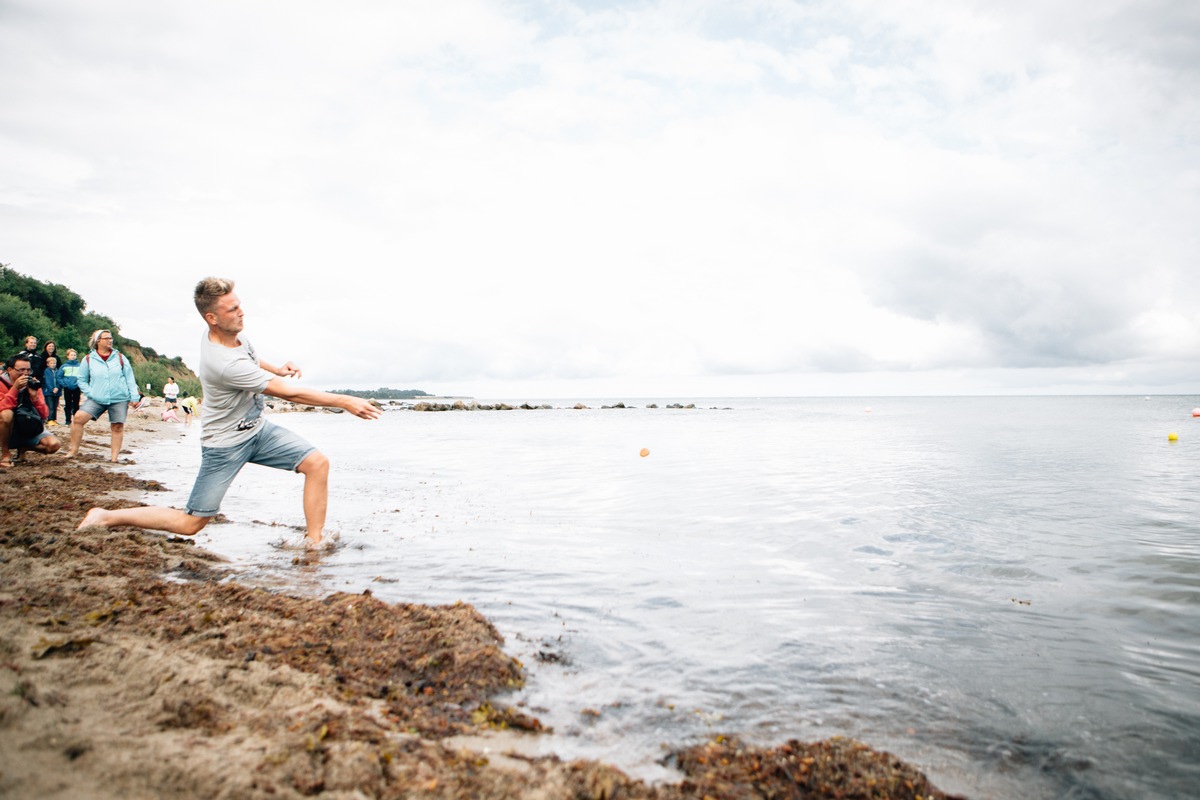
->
[0,407,961,799]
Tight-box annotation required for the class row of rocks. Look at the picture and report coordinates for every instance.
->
[413,401,550,412]
[406,400,702,412]
[268,399,711,414]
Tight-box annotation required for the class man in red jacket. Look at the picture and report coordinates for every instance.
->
[0,354,62,468]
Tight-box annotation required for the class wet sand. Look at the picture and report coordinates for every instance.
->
[0,411,962,798]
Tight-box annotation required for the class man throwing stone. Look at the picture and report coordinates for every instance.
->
[78,277,380,546]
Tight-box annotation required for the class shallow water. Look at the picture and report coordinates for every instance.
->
[131,396,1200,798]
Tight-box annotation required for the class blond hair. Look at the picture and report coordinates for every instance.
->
[194,277,235,316]
[89,329,111,350]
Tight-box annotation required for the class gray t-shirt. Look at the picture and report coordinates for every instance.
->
[198,333,273,447]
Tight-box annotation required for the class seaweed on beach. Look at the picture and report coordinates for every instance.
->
[138,582,531,736]
[671,735,959,800]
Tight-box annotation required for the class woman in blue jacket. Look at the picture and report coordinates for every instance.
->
[64,329,141,463]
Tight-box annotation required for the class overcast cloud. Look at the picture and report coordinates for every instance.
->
[2,0,1198,397]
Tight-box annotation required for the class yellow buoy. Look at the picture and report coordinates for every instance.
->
[1168,432,1179,441]
[639,448,650,457]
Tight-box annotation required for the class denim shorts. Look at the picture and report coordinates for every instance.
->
[80,398,129,424]
[186,422,317,517]
[8,429,55,450]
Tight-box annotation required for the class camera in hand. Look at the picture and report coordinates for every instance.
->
[26,376,40,389]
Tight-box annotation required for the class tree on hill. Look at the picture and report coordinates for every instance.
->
[0,267,85,328]
[0,264,202,399]
[330,387,433,400]
[0,293,57,350]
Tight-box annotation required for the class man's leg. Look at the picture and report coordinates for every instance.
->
[64,410,94,457]
[78,505,210,535]
[296,451,330,546]
[110,422,124,462]
[0,410,12,467]
[33,433,61,455]
[81,439,242,534]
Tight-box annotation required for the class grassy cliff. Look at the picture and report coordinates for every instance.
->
[1,264,200,398]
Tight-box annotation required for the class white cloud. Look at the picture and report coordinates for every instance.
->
[1,0,1197,396]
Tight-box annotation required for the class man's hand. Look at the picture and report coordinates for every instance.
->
[276,361,302,378]
[344,396,382,420]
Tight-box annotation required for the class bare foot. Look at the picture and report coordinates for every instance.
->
[61,450,77,458]
[77,508,111,530]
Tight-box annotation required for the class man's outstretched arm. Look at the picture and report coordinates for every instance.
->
[262,379,381,420]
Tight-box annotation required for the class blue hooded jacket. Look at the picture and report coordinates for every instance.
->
[78,349,140,405]
[41,364,61,396]
[59,358,81,390]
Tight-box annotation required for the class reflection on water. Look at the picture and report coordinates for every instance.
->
[128,397,1200,799]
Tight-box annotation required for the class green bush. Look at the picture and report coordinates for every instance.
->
[0,294,56,355]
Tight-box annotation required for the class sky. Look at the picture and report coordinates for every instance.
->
[2,0,1198,398]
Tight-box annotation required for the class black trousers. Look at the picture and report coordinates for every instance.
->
[63,387,82,422]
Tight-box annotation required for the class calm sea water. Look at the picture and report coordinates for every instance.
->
[130,396,1200,799]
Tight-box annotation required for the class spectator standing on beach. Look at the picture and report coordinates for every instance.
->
[16,336,42,377]
[64,329,140,463]
[40,342,61,423]
[40,341,59,374]
[41,355,62,425]
[0,354,62,468]
[179,392,200,424]
[78,277,380,547]
[59,348,83,422]
[163,376,180,406]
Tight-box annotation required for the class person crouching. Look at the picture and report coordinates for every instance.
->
[0,354,62,468]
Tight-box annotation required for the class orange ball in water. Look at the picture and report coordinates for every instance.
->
[639,448,650,457]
